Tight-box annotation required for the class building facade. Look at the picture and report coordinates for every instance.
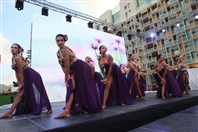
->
[96,0,198,84]
[96,0,198,68]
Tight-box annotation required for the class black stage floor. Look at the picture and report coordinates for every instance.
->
[0,90,198,132]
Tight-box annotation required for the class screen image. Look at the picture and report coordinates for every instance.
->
[32,14,127,102]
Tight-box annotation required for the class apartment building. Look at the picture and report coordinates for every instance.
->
[96,0,198,71]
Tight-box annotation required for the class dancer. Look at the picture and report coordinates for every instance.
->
[98,45,133,109]
[0,43,52,119]
[126,54,146,100]
[85,56,103,99]
[119,64,127,77]
[176,54,190,94]
[55,34,102,119]
[154,55,183,99]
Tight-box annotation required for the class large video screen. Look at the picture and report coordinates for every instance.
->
[32,14,127,102]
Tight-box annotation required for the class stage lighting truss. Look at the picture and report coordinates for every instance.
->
[21,0,198,39]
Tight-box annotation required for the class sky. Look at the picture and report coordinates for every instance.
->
[0,0,120,85]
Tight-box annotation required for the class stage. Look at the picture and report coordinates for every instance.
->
[0,90,198,132]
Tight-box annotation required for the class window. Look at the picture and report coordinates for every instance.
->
[128,3,130,8]
[97,25,100,30]
[194,40,198,46]
[192,31,196,34]
[183,35,187,41]
[189,20,194,24]
[167,27,170,32]
[187,31,191,39]
[124,5,127,10]
[129,10,131,13]
[125,12,128,19]
[191,52,196,59]
[179,44,182,49]
[185,0,189,3]
[178,36,181,42]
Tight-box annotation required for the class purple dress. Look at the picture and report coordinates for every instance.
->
[57,48,102,114]
[126,64,146,99]
[94,72,104,100]
[12,57,52,115]
[155,67,183,98]
[99,56,134,106]
[175,65,190,93]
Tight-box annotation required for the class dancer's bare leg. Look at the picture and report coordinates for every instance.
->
[161,81,166,99]
[55,75,75,119]
[134,78,146,100]
[102,76,113,109]
[184,72,190,94]
[0,88,24,119]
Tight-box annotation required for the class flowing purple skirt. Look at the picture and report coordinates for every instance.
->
[101,64,134,106]
[94,72,104,102]
[176,70,189,93]
[14,67,52,116]
[133,76,146,99]
[155,69,183,98]
[65,59,102,115]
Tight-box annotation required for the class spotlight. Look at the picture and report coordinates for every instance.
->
[88,22,93,28]
[162,29,166,33]
[137,29,141,32]
[150,33,155,37]
[66,15,72,22]
[103,26,108,32]
[195,14,198,19]
[41,7,48,16]
[176,23,180,27]
[15,0,24,11]
[116,31,122,37]
[127,34,132,40]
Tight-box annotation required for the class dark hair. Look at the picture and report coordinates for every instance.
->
[56,34,68,41]
[119,64,124,68]
[99,45,105,54]
[157,54,162,60]
[164,58,168,63]
[12,43,22,54]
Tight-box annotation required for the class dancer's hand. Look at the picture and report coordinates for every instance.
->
[161,78,165,84]
[65,81,69,87]
[101,78,108,84]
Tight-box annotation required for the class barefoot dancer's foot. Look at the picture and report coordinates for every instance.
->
[102,105,106,109]
[54,110,70,119]
[162,96,166,99]
[121,104,126,106]
[46,109,52,114]
[83,110,89,114]
[186,92,190,95]
[0,111,12,119]
[140,97,147,100]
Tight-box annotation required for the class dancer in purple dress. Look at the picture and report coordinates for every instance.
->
[126,54,146,100]
[154,55,183,99]
[120,64,127,77]
[85,56,103,98]
[55,34,102,119]
[0,43,52,119]
[98,45,133,109]
[176,54,190,94]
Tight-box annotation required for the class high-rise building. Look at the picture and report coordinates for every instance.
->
[95,0,198,70]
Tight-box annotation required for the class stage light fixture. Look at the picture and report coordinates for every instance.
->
[41,7,49,16]
[127,34,132,40]
[88,22,93,28]
[162,29,166,33]
[103,26,108,32]
[116,31,122,37]
[150,33,155,38]
[66,15,72,22]
[15,0,24,11]
[195,14,198,19]
[137,29,141,32]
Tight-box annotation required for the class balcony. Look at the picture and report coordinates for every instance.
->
[152,8,158,14]
[193,34,198,38]
[190,0,198,4]
[143,21,151,27]
[142,14,148,19]
[157,35,163,40]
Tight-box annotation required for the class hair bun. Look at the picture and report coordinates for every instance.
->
[64,35,68,41]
